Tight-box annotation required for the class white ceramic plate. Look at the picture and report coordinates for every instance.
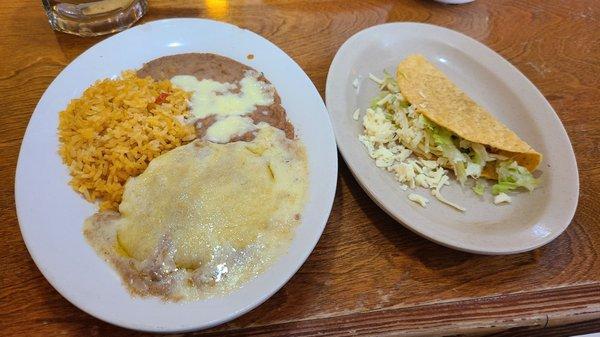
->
[326,22,578,255]
[15,19,337,332]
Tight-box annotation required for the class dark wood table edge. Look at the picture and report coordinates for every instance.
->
[200,283,600,336]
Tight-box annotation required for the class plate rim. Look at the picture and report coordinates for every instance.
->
[325,21,579,255]
[15,18,338,332]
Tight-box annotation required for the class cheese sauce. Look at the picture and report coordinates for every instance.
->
[84,126,308,301]
[205,116,257,144]
[170,70,274,119]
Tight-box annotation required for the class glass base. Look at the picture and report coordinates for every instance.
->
[43,0,148,37]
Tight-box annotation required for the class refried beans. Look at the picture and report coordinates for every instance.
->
[137,53,295,141]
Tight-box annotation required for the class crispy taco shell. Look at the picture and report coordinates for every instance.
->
[396,55,542,178]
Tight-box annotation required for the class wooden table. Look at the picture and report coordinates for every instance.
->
[2,1,599,336]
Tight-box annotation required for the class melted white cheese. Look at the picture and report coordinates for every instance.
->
[205,116,257,143]
[171,71,274,119]
[84,126,309,301]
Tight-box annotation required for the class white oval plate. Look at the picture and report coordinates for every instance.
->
[15,19,337,332]
[326,23,578,255]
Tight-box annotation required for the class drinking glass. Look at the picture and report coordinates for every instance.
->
[42,0,148,37]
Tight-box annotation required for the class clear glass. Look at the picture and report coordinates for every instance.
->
[42,0,148,37]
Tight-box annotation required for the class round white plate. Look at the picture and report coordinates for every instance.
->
[325,22,578,255]
[16,18,337,332]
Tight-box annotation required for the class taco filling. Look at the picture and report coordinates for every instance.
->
[358,55,542,210]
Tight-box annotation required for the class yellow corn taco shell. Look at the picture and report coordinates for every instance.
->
[396,55,542,178]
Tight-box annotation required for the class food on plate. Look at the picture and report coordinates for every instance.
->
[85,126,307,300]
[358,54,541,210]
[494,192,512,205]
[408,193,429,208]
[137,53,295,141]
[57,53,309,300]
[58,71,195,210]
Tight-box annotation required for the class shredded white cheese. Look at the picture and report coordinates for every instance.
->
[360,105,464,211]
[408,193,429,208]
[352,108,360,121]
[431,190,466,212]
[494,193,512,204]
[359,72,466,211]
[368,73,383,85]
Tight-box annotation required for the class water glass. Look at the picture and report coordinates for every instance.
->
[42,0,148,36]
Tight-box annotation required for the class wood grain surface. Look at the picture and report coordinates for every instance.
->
[1,0,599,336]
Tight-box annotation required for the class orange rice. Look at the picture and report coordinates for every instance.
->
[58,71,195,210]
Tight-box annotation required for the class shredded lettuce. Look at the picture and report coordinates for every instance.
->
[381,71,399,92]
[453,161,467,184]
[418,116,538,194]
[491,161,539,195]
[370,92,389,108]
[465,162,482,177]
[472,181,486,196]
[418,114,431,128]
[431,127,463,162]
[470,143,491,166]
[368,73,383,85]
[491,181,520,195]
[429,125,469,184]
[430,125,451,145]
